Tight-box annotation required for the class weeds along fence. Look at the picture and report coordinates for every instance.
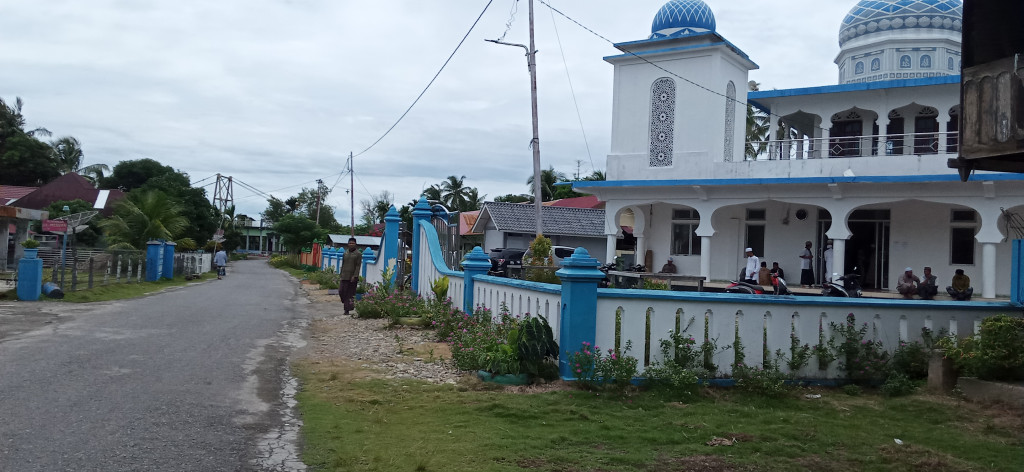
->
[407,212,1013,381]
[33,248,211,292]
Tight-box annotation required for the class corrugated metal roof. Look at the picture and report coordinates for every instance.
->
[13,173,125,216]
[472,202,605,237]
[0,185,38,205]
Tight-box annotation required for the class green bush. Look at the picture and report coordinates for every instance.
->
[269,254,298,268]
[832,313,889,384]
[308,269,340,290]
[880,372,918,397]
[945,314,1024,381]
[567,340,639,392]
[842,384,863,396]
[733,365,789,398]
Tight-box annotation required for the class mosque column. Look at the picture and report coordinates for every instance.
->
[635,236,647,268]
[877,116,889,156]
[938,110,950,155]
[819,127,831,159]
[795,134,804,160]
[700,237,712,282]
[605,234,617,265]
[830,239,847,282]
[982,243,997,299]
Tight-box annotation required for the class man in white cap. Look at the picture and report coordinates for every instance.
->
[897,267,920,299]
[659,257,677,274]
[742,247,759,283]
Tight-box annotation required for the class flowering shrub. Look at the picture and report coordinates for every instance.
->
[380,289,427,321]
[567,340,639,391]
[434,305,521,372]
[831,313,889,384]
[644,329,702,397]
[888,340,929,380]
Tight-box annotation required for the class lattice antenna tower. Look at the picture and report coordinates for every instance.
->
[211,173,234,217]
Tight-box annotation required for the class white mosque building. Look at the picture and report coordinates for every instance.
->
[572,0,1024,299]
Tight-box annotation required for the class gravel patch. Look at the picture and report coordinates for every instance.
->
[297,284,464,385]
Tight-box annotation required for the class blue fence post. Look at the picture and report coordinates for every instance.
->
[382,206,401,284]
[361,247,376,279]
[146,240,163,282]
[555,247,605,380]
[462,247,491,314]
[162,241,176,280]
[411,196,432,293]
[1012,239,1024,305]
[16,248,42,301]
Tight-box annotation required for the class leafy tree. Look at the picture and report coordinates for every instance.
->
[0,134,60,185]
[526,166,568,202]
[141,169,218,247]
[261,197,291,223]
[360,191,393,227]
[273,214,327,254]
[101,158,174,191]
[0,97,51,141]
[494,193,531,203]
[99,189,193,250]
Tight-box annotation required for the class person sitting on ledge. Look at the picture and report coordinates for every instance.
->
[758,261,771,286]
[917,266,938,300]
[659,257,677,274]
[946,269,974,301]
[897,267,920,299]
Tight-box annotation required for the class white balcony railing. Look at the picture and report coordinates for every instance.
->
[746,131,959,161]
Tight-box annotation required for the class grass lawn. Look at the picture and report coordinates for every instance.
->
[295,361,1023,472]
[0,273,216,302]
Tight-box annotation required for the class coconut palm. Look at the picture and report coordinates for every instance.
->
[464,188,486,211]
[50,136,110,183]
[440,175,470,212]
[526,166,567,202]
[0,97,51,140]
[745,82,770,160]
[99,189,193,250]
[422,184,442,203]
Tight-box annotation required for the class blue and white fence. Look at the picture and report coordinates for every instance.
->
[388,196,1017,381]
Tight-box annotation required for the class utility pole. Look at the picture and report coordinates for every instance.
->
[315,179,324,225]
[487,0,543,237]
[349,152,355,238]
[212,173,235,229]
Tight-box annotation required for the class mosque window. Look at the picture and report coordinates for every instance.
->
[855,62,865,75]
[920,55,932,69]
[724,81,736,162]
[871,58,880,71]
[671,209,701,256]
[947,57,955,70]
[900,55,912,69]
[649,78,676,168]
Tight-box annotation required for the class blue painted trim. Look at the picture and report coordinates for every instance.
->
[556,376,843,387]
[748,75,960,100]
[1013,240,1024,306]
[417,220,463,278]
[596,287,1012,311]
[608,32,757,67]
[472,274,562,294]
[571,173,1024,189]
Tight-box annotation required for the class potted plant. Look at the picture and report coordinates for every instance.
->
[20,239,40,258]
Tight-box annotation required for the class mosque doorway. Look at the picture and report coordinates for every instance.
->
[845,210,890,290]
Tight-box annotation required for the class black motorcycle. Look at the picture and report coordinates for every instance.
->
[821,271,863,297]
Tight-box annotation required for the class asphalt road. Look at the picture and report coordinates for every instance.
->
[0,259,309,471]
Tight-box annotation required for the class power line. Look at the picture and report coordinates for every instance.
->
[495,0,520,43]
[537,0,825,134]
[548,2,595,173]
[352,0,495,159]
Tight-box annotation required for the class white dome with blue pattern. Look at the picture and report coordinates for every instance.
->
[840,0,963,46]
[650,0,717,39]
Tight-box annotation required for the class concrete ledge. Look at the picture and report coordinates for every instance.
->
[957,377,1024,408]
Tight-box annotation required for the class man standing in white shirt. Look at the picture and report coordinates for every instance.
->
[823,241,834,283]
[799,241,814,287]
[742,247,759,284]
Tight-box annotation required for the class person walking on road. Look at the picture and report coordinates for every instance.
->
[214,247,228,280]
[339,237,363,316]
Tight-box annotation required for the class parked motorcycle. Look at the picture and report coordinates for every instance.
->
[821,270,863,297]
[725,272,792,295]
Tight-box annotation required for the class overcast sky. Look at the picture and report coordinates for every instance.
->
[0,0,857,222]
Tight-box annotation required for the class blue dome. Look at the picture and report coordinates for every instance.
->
[650,0,716,39]
[840,0,963,46]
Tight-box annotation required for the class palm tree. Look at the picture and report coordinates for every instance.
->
[583,170,606,181]
[526,166,567,202]
[99,190,192,250]
[464,188,486,211]
[422,184,442,203]
[440,175,470,212]
[0,97,51,140]
[745,82,770,160]
[50,136,110,183]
